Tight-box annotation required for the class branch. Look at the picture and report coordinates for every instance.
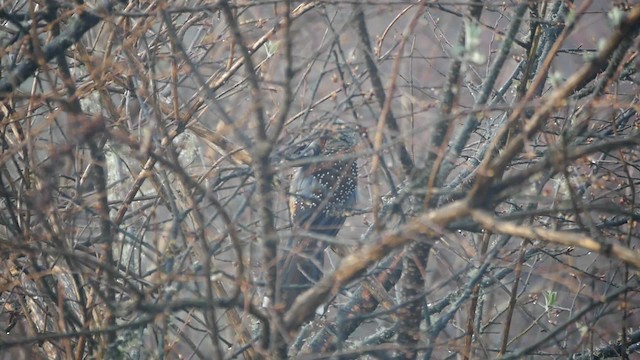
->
[571,328,640,360]
[283,199,470,330]
[353,4,414,175]
[470,209,640,269]
[472,2,640,200]
[0,7,103,99]
[442,3,528,182]
[500,283,638,360]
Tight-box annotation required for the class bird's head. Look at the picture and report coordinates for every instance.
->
[318,118,361,152]
[290,119,362,161]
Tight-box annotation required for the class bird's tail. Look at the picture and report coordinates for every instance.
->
[278,237,326,308]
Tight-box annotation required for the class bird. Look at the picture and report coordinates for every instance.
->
[278,119,360,309]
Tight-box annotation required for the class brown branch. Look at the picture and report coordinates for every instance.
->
[283,199,470,330]
[470,209,640,269]
[353,4,415,176]
[0,5,105,99]
[471,2,640,202]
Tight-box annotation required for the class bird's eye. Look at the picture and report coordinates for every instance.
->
[293,143,308,154]
[293,139,322,159]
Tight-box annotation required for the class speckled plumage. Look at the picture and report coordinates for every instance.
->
[279,121,360,308]
[289,148,358,234]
